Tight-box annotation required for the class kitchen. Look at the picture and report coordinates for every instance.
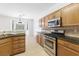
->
[0,3,79,56]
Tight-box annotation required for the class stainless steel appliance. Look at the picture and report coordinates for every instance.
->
[48,17,62,27]
[44,30,64,56]
[44,35,57,56]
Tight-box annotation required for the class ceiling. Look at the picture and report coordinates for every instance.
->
[0,3,56,18]
[0,3,69,19]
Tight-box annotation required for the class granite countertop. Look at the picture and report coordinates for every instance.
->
[58,33,79,45]
[0,33,25,39]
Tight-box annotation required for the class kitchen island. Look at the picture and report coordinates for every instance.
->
[0,33,25,56]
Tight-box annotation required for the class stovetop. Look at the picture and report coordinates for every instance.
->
[44,33,65,38]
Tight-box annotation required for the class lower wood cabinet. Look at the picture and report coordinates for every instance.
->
[57,39,79,56]
[36,34,45,47]
[0,38,11,56]
[0,35,25,56]
[57,44,79,56]
[11,36,25,55]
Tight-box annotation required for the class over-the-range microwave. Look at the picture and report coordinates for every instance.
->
[48,17,62,27]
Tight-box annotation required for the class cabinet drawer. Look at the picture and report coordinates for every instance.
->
[12,40,19,44]
[19,43,25,48]
[19,39,25,43]
[58,39,66,45]
[12,44,19,49]
[12,48,25,54]
[0,38,11,44]
[12,42,25,48]
[58,44,79,56]
[12,37,19,41]
[63,40,79,52]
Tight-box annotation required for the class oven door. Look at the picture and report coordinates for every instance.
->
[44,37,56,56]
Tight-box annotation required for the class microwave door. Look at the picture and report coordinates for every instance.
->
[48,21,55,27]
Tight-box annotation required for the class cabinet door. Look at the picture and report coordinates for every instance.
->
[11,36,25,55]
[44,17,48,28]
[0,42,11,56]
[40,35,45,47]
[36,35,40,44]
[48,13,55,20]
[41,18,45,28]
[39,19,42,27]
[54,10,61,18]
[62,4,79,26]
[57,44,79,56]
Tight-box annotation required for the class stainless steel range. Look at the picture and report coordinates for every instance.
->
[44,35,57,56]
[44,30,64,56]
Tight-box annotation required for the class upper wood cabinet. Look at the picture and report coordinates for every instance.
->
[48,10,61,20]
[48,13,55,20]
[39,3,79,28]
[44,16,49,28]
[62,4,79,26]
[39,19,42,27]
[42,18,45,28]
[39,18,45,28]
[53,10,61,18]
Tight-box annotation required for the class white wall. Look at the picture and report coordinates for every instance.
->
[0,14,27,33]
[0,15,14,31]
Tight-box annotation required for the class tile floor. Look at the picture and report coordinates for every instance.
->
[15,34,48,56]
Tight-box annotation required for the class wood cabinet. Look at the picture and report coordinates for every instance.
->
[39,19,42,27]
[36,34,45,47]
[36,34,40,44]
[62,4,79,26]
[11,36,25,55]
[57,43,79,56]
[39,3,79,27]
[40,18,45,28]
[57,39,79,56]
[53,10,61,18]
[0,38,11,56]
[44,16,48,28]
[48,13,55,20]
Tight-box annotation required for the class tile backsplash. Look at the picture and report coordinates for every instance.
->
[65,26,79,34]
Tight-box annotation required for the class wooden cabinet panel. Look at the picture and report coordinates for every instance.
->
[39,19,42,27]
[48,10,61,20]
[48,13,55,20]
[0,38,11,56]
[44,17,48,28]
[36,34,45,47]
[12,48,25,54]
[40,35,45,47]
[57,39,79,56]
[62,4,79,26]
[11,36,25,55]
[36,35,40,44]
[54,10,61,18]
[57,44,79,56]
